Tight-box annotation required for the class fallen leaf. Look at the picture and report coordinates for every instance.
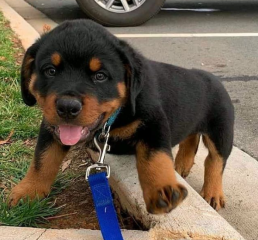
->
[0,183,6,189]
[61,159,72,172]
[43,24,51,33]
[0,130,14,145]
[0,56,6,61]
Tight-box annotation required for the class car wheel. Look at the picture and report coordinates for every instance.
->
[76,0,166,27]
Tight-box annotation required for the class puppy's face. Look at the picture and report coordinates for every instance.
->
[21,21,133,146]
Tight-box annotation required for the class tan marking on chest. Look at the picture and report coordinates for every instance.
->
[110,120,141,140]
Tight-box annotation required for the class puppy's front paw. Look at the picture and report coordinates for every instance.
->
[144,183,188,214]
[9,181,50,206]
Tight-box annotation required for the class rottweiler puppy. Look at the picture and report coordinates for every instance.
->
[10,19,234,214]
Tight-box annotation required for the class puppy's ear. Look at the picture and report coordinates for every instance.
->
[21,41,40,106]
[118,40,143,116]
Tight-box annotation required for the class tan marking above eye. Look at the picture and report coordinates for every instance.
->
[89,57,101,72]
[51,52,61,66]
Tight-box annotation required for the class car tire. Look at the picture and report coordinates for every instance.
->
[76,0,166,27]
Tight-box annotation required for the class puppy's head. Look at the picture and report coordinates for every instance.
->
[21,20,143,146]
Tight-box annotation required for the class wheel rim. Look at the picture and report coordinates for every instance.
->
[94,0,147,13]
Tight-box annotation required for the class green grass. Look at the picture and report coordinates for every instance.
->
[0,13,41,140]
[0,141,34,188]
[0,140,73,227]
[0,196,61,227]
[0,12,72,227]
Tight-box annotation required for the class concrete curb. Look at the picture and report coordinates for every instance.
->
[0,0,39,50]
[7,0,57,35]
[183,143,258,240]
[106,153,245,240]
[0,1,248,240]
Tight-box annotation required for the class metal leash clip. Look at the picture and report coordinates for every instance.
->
[85,123,111,180]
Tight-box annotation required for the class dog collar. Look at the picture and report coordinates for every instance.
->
[106,107,121,127]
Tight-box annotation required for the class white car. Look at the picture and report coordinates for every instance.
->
[76,0,166,27]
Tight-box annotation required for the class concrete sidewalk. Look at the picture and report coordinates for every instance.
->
[0,227,151,240]
[8,0,57,35]
[1,0,258,239]
[173,143,258,240]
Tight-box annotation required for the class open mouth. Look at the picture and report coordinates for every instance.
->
[54,114,104,146]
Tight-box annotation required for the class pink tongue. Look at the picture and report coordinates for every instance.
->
[59,125,83,146]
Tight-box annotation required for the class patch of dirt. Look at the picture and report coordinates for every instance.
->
[48,144,140,230]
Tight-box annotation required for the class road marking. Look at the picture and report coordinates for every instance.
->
[115,33,258,38]
[161,8,220,12]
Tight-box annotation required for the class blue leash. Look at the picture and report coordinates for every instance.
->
[88,173,123,240]
[86,108,124,240]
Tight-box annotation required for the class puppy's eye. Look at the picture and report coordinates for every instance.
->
[44,67,56,77]
[94,72,108,82]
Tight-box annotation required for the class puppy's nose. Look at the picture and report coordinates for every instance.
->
[56,98,82,119]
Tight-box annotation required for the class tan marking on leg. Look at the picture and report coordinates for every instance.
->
[9,142,67,206]
[175,134,200,178]
[136,142,187,214]
[89,57,101,72]
[110,120,141,140]
[51,52,61,66]
[201,135,225,211]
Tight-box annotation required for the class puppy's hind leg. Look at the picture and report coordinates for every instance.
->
[201,130,233,211]
[175,134,200,178]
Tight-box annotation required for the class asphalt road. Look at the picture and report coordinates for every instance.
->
[25,0,258,160]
